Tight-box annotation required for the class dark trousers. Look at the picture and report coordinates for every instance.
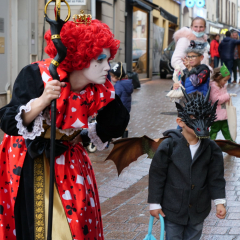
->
[165,219,203,240]
[210,120,232,141]
[221,59,233,83]
[214,56,220,68]
[233,59,240,82]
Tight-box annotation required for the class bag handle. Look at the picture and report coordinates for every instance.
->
[147,214,165,240]
[226,96,233,107]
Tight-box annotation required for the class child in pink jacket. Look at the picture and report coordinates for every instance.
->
[209,65,234,140]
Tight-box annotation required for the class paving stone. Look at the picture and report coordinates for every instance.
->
[202,226,229,234]
[99,197,108,203]
[226,190,237,196]
[228,227,240,234]
[98,185,123,198]
[203,219,218,226]
[105,223,139,232]
[227,213,240,219]
[201,236,237,240]
[127,216,150,225]
[226,195,238,201]
[225,186,236,191]
[102,215,130,224]
[224,201,240,206]
[105,179,133,189]
[104,231,138,240]
[217,219,240,227]
[227,206,240,213]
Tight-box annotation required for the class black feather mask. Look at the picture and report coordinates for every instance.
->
[175,87,218,139]
[189,40,207,50]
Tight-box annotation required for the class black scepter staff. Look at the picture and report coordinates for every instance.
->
[44,1,71,239]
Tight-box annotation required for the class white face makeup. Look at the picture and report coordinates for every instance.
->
[81,48,111,85]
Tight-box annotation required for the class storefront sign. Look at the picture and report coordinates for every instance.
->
[209,25,220,35]
[50,0,86,5]
[220,28,229,35]
[186,0,205,8]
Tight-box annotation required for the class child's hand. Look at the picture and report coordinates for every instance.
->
[182,57,189,68]
[216,204,226,219]
[230,93,237,97]
[173,82,180,90]
[150,209,165,219]
[69,134,82,146]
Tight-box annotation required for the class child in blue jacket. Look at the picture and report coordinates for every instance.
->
[173,40,210,97]
[110,62,133,138]
[173,40,211,129]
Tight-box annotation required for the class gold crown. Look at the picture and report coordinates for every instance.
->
[73,10,92,25]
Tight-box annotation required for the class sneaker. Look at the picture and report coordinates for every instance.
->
[232,81,237,83]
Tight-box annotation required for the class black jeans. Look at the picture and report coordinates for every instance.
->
[233,59,240,82]
[214,56,220,68]
[165,219,203,240]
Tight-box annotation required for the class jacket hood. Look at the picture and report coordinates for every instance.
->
[222,37,231,42]
[118,79,133,94]
[173,27,208,43]
[163,129,184,140]
[163,129,211,144]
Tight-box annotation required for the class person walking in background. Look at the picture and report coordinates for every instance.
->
[231,31,240,84]
[218,31,240,83]
[210,34,220,68]
[209,65,236,141]
[110,62,133,138]
[171,17,209,70]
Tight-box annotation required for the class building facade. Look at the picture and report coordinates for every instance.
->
[0,0,168,108]
[180,0,238,38]
[152,0,180,49]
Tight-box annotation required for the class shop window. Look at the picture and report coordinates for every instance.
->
[132,6,148,79]
[96,1,102,20]
[168,23,177,46]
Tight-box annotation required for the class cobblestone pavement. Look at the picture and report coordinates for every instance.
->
[90,80,240,240]
[1,79,240,239]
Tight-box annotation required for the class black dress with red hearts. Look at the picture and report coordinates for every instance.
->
[0,59,129,240]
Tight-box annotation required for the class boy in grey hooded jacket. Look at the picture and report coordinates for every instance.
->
[148,89,226,240]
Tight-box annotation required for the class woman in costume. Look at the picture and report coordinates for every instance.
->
[0,18,129,239]
[171,17,209,70]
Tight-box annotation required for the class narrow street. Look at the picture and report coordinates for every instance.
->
[89,79,240,240]
[1,79,240,239]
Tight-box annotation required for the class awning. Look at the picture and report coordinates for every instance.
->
[96,0,112,5]
[130,0,159,11]
[159,7,178,25]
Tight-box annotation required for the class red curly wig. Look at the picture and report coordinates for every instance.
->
[45,19,120,72]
